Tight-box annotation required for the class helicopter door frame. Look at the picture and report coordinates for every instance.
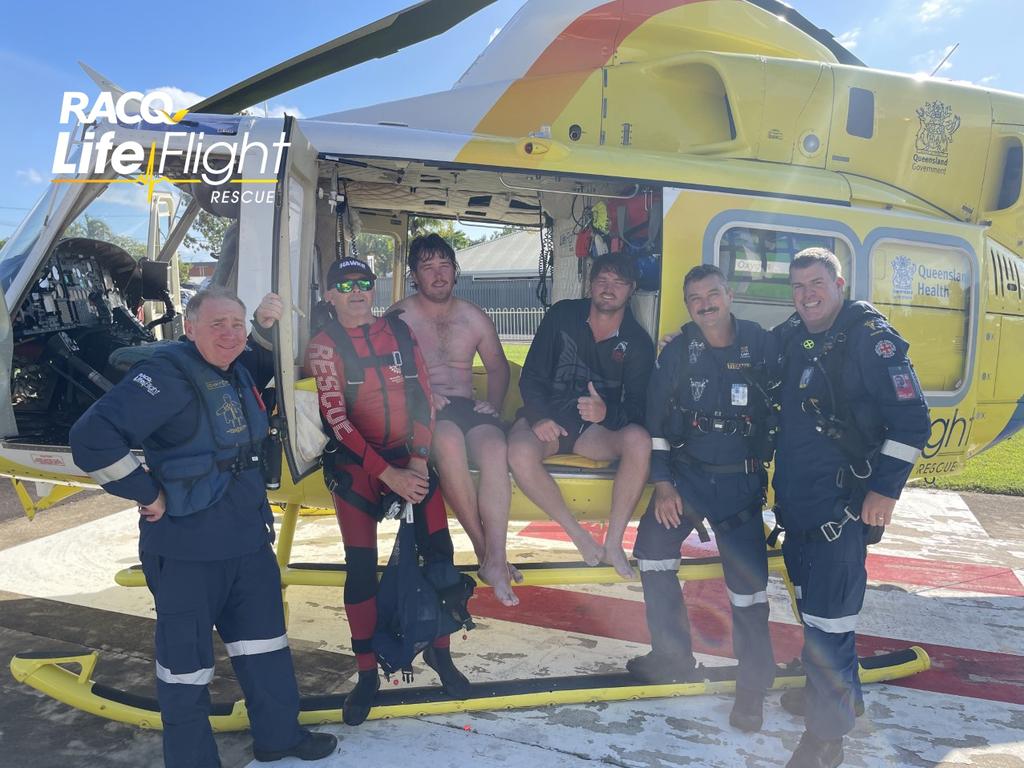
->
[271,116,320,483]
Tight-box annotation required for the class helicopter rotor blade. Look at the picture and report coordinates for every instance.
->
[191,0,497,115]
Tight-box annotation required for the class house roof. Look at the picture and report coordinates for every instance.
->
[456,230,540,276]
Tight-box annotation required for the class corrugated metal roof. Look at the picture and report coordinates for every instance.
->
[456,230,541,275]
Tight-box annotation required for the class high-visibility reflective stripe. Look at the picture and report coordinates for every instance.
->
[223,634,289,658]
[651,438,671,451]
[89,453,142,485]
[155,661,214,685]
[881,439,921,464]
[637,558,681,572]
[727,587,768,608]
[802,612,858,634]
[794,586,803,599]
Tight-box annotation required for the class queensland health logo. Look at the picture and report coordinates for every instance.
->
[51,90,288,201]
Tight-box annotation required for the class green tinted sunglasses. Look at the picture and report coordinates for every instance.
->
[334,278,374,293]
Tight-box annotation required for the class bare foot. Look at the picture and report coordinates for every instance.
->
[569,531,604,566]
[603,546,637,579]
[508,563,524,584]
[478,560,519,607]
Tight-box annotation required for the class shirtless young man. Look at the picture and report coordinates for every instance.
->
[390,234,519,606]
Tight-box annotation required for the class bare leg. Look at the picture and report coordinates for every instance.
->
[466,424,518,606]
[507,419,604,566]
[574,424,651,579]
[431,421,487,561]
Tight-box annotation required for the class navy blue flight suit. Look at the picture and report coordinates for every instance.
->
[70,336,304,768]
[773,300,930,741]
[635,317,778,695]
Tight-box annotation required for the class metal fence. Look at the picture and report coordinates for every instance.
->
[484,307,545,340]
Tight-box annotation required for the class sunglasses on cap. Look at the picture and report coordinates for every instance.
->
[333,278,375,293]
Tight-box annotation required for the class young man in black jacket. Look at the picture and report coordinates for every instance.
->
[507,253,655,578]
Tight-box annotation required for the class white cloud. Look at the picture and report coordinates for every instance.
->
[917,0,967,24]
[911,45,957,77]
[836,28,861,51]
[978,74,998,85]
[246,103,305,119]
[488,26,502,44]
[16,168,44,184]
[146,85,206,111]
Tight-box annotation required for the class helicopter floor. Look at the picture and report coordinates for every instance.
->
[0,486,1021,767]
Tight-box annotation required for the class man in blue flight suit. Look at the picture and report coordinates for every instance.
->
[70,287,337,767]
[631,264,778,732]
[774,248,930,768]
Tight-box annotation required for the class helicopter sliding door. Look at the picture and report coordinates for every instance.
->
[270,117,321,484]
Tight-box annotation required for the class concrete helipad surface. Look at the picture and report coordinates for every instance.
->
[0,486,1021,767]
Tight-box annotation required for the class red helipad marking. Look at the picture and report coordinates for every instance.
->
[471,586,1024,705]
[516,523,1024,596]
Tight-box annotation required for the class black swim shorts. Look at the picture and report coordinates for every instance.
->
[437,395,504,434]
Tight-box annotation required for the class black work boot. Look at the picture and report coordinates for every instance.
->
[781,687,864,718]
[342,669,380,726]
[253,729,338,762]
[785,732,844,768]
[625,650,699,684]
[423,645,471,699]
[729,687,765,732]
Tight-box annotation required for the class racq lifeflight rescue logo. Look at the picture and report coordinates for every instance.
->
[51,90,288,202]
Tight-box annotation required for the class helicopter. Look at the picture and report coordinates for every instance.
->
[4,0,1022,729]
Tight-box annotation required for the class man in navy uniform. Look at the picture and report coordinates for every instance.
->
[70,287,336,767]
[632,264,778,732]
[774,248,930,768]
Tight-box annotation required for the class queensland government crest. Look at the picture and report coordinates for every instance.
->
[912,100,960,175]
[891,255,915,299]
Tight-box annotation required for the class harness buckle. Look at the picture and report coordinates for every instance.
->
[819,505,859,543]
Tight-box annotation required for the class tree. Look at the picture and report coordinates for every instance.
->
[63,216,145,259]
[183,210,232,258]
[409,217,479,251]
[486,225,524,241]
[0,237,7,251]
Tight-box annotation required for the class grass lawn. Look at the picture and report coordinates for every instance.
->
[929,431,1024,496]
[503,343,529,367]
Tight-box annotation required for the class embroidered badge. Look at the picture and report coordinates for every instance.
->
[690,377,709,401]
[739,345,751,359]
[875,340,897,358]
[731,383,748,406]
[802,339,815,350]
[688,339,704,365]
[889,366,919,401]
[799,366,815,389]
[612,340,628,363]
[216,394,247,434]
[132,373,160,396]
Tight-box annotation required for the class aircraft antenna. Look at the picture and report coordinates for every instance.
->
[929,43,959,77]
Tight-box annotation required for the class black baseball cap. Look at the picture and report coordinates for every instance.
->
[326,258,376,285]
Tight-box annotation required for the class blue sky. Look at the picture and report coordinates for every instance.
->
[1,0,1020,239]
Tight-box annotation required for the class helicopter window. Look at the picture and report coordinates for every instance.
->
[868,238,972,394]
[846,88,875,140]
[0,184,67,295]
[717,225,852,328]
[995,141,1022,211]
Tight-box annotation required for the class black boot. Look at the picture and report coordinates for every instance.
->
[625,650,700,684]
[423,645,471,699]
[781,687,864,718]
[785,732,844,768]
[729,687,764,732]
[342,670,380,726]
[253,730,338,762]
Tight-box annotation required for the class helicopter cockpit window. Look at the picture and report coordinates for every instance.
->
[717,225,853,328]
[0,183,68,295]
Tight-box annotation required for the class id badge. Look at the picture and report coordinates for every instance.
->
[731,383,748,406]
[799,366,815,389]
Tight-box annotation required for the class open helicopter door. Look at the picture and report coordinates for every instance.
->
[270,116,321,483]
[0,287,16,440]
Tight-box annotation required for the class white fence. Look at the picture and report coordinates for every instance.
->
[372,306,543,340]
[485,307,545,340]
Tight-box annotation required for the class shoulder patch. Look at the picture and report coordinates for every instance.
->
[875,340,897,358]
[889,365,921,401]
[132,372,161,397]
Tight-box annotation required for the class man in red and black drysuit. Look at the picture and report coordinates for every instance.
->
[306,257,470,726]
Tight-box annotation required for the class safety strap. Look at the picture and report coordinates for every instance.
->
[671,452,761,475]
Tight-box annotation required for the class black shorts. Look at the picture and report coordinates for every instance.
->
[437,396,504,435]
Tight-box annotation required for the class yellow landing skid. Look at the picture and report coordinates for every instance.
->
[10,479,87,521]
[9,647,930,731]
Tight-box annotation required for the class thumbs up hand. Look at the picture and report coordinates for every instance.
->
[577,381,607,424]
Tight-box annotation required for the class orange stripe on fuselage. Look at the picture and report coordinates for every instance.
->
[474,0,704,138]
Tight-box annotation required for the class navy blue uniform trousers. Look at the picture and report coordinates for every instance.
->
[141,545,303,768]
